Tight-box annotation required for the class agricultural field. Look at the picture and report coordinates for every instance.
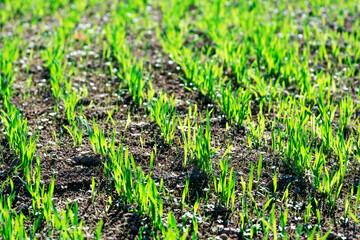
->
[1,0,360,239]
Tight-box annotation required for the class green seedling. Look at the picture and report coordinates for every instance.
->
[63,83,83,124]
[213,145,236,210]
[0,194,28,240]
[149,91,178,146]
[63,120,84,147]
[181,177,189,211]
[0,106,39,174]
